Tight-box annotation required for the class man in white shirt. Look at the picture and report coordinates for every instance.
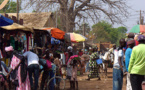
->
[23,51,39,90]
[113,39,126,90]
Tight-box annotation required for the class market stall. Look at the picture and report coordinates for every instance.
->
[33,29,51,56]
[0,23,34,65]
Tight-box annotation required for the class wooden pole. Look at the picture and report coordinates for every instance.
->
[17,0,19,23]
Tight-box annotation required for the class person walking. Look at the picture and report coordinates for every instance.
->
[113,39,126,90]
[125,39,135,90]
[87,48,100,80]
[23,51,39,90]
[6,46,30,90]
[129,35,145,90]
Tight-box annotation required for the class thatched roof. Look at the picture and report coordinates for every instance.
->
[2,12,54,28]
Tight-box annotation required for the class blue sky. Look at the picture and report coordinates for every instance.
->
[19,0,145,31]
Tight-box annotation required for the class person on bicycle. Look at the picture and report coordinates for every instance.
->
[53,52,62,89]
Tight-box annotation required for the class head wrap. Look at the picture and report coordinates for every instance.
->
[127,38,134,42]
[127,39,135,45]
[68,46,73,50]
[138,35,145,41]
[5,46,14,52]
[128,33,135,38]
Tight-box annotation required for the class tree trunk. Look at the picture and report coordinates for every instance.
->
[59,0,77,32]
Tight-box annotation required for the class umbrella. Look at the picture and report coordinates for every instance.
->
[42,28,65,40]
[0,14,13,26]
[68,33,87,43]
[130,25,145,33]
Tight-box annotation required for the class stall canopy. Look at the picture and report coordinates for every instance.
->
[1,23,34,33]
[0,14,13,26]
[42,28,65,40]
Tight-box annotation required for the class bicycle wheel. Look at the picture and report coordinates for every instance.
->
[46,76,65,90]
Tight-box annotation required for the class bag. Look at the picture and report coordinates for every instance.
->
[96,59,103,65]
[39,59,46,66]
[10,69,17,80]
[46,60,52,69]
[21,63,27,83]
[51,37,60,45]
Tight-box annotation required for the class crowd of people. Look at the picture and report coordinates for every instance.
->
[113,33,145,90]
[1,32,145,90]
[0,42,102,90]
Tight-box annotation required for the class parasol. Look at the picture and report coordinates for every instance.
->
[130,25,145,33]
[67,33,87,43]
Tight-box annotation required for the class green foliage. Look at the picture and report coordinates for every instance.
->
[32,10,36,12]
[0,0,17,13]
[90,21,127,45]
[117,26,127,33]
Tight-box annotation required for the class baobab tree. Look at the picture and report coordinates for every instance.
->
[24,0,128,32]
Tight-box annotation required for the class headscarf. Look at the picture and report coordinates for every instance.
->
[127,39,135,45]
[138,35,145,41]
[5,46,14,52]
[128,33,134,38]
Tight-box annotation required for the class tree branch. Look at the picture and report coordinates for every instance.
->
[74,0,91,16]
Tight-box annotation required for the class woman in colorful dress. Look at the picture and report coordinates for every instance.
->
[87,48,100,80]
[5,46,30,90]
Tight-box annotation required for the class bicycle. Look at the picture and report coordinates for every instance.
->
[46,76,65,90]
[43,64,66,90]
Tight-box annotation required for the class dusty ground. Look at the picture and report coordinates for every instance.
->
[65,68,126,90]
[5,68,126,90]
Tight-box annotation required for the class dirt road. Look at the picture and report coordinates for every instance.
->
[65,68,126,90]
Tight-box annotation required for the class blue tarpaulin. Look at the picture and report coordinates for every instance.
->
[51,37,60,45]
[0,14,13,26]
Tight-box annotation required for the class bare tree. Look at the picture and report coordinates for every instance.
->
[23,0,128,32]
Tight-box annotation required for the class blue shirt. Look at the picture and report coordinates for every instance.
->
[125,48,132,72]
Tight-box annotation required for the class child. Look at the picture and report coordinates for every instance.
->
[54,57,61,77]
[67,52,73,89]
[53,53,62,89]
[70,57,81,90]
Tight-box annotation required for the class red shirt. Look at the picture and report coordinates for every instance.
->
[135,40,139,46]
[78,52,83,56]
